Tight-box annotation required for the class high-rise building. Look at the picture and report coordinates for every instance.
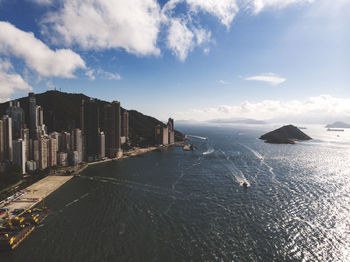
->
[121,110,129,138]
[60,131,71,152]
[48,137,57,167]
[98,131,105,158]
[50,132,61,151]
[33,140,39,162]
[58,152,68,166]
[81,99,99,161]
[36,106,44,127]
[26,160,37,172]
[13,139,26,174]
[69,151,79,166]
[28,93,37,139]
[167,118,175,144]
[38,137,48,169]
[6,101,24,139]
[35,105,47,137]
[1,115,13,161]
[0,119,4,161]
[71,128,83,163]
[155,124,168,145]
[20,128,30,161]
[104,101,121,158]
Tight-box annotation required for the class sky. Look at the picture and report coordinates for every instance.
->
[0,0,349,123]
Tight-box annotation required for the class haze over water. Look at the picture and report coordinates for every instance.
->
[3,125,350,262]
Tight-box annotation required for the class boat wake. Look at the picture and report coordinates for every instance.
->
[77,174,185,199]
[202,149,214,155]
[187,135,208,140]
[218,149,250,187]
[241,144,264,161]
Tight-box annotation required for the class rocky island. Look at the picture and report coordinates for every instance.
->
[260,125,312,144]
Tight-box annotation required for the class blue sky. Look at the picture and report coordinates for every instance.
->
[0,0,349,123]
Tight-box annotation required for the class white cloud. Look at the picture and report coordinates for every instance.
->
[186,0,239,28]
[0,59,33,102]
[248,0,314,14]
[41,0,161,56]
[174,95,350,123]
[0,21,86,78]
[85,69,96,81]
[97,69,121,80]
[167,18,195,62]
[203,47,210,54]
[244,73,286,85]
[219,80,230,85]
[85,69,121,81]
[28,0,54,5]
[162,1,212,61]
[35,0,315,62]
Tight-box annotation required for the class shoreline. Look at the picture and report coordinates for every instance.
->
[0,142,184,218]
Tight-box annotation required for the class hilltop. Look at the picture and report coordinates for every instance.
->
[0,90,184,147]
[260,125,312,144]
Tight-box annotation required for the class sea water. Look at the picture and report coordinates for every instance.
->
[3,124,350,262]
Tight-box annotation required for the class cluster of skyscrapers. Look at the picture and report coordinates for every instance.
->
[0,93,129,175]
[80,99,129,162]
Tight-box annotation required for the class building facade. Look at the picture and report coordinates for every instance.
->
[155,124,168,145]
[121,110,129,138]
[104,101,121,158]
[20,128,30,161]
[81,99,100,162]
[48,137,57,167]
[98,131,105,158]
[155,118,175,145]
[13,139,26,174]
[28,92,37,139]
[38,137,48,169]
[71,128,83,163]
[6,101,24,139]
[2,115,13,162]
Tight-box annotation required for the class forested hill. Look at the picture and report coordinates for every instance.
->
[0,90,184,146]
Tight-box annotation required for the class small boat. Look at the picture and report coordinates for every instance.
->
[242,182,249,188]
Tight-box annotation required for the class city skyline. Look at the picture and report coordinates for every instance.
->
[0,0,349,123]
[0,90,175,175]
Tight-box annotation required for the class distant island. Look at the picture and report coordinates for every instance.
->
[209,118,267,125]
[325,121,350,129]
[260,125,312,144]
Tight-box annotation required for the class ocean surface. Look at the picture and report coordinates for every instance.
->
[3,124,350,262]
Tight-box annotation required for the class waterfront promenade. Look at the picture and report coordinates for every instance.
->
[0,176,73,220]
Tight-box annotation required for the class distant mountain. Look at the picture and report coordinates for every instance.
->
[325,121,350,128]
[0,90,184,146]
[209,118,267,124]
[260,125,312,144]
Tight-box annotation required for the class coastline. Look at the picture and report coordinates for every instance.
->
[1,142,184,219]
